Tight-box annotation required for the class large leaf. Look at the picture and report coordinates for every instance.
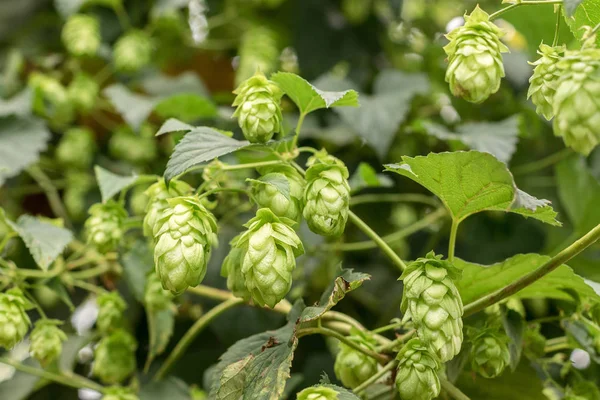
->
[103,85,158,132]
[0,90,32,118]
[0,117,51,186]
[140,71,209,97]
[94,166,138,203]
[455,254,600,305]
[121,240,154,302]
[140,377,190,400]
[145,308,175,371]
[564,0,600,47]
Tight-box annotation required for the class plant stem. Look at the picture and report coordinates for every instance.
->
[448,219,459,262]
[0,232,17,253]
[348,211,407,271]
[552,5,562,46]
[376,329,416,353]
[0,357,105,393]
[489,0,563,20]
[71,280,106,295]
[291,112,307,149]
[351,193,439,208]
[197,187,249,198]
[464,222,600,316]
[27,166,72,229]
[544,336,571,353]
[372,320,403,334]
[114,2,131,30]
[511,148,571,176]
[441,378,471,400]
[68,263,110,280]
[353,360,398,394]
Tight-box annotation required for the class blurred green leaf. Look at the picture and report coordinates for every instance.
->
[140,377,190,400]
[156,118,194,136]
[247,173,291,200]
[564,319,600,363]
[502,309,524,371]
[348,162,394,193]
[121,240,154,302]
[54,0,86,18]
[0,90,32,118]
[565,0,586,16]
[0,358,42,400]
[94,165,138,203]
[103,85,158,132]
[154,94,217,122]
[145,308,175,372]
[564,0,600,47]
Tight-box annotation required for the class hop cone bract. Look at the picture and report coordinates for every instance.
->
[401,251,463,362]
[303,153,350,237]
[143,179,192,237]
[103,387,139,400]
[113,30,153,73]
[62,14,101,57]
[236,25,279,85]
[85,201,127,253]
[153,196,218,294]
[232,72,283,143]
[444,6,508,103]
[333,331,378,389]
[93,330,137,384]
[29,319,67,367]
[0,288,31,350]
[68,72,99,114]
[527,44,564,120]
[96,291,126,334]
[469,328,511,378]
[296,386,339,400]
[221,235,251,301]
[234,208,304,308]
[56,127,96,169]
[251,164,305,222]
[395,338,441,400]
[144,272,173,311]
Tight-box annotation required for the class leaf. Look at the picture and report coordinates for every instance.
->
[59,334,93,371]
[140,71,209,97]
[0,90,32,118]
[564,0,600,47]
[299,269,370,323]
[94,165,138,203]
[455,254,600,305]
[156,118,195,136]
[348,162,394,193]
[564,320,600,363]
[564,0,586,16]
[46,278,75,311]
[140,377,190,400]
[54,0,86,18]
[0,358,41,400]
[247,173,290,200]
[0,116,51,186]
[103,84,159,131]
[121,240,154,302]
[154,94,217,122]
[6,215,73,270]
[501,309,524,371]
[270,72,359,115]
[145,308,175,371]
[510,189,561,227]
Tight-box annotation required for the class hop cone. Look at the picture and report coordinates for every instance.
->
[251,164,305,222]
[0,288,31,350]
[333,331,378,389]
[236,25,279,85]
[296,386,339,400]
[93,330,137,384]
[342,0,371,25]
[56,127,96,169]
[28,72,74,127]
[144,272,173,311]
[303,153,350,238]
[190,387,207,400]
[469,328,511,378]
[113,30,153,73]
[153,196,218,294]
[232,72,283,143]
[444,6,508,103]
[401,251,463,362]
[234,208,304,308]
[103,387,139,400]
[68,72,99,114]
[221,235,251,301]
[96,291,126,334]
[62,14,101,57]
[29,319,67,367]
[527,44,564,120]
[109,125,158,164]
[395,338,441,400]
[85,201,128,253]
[552,45,600,155]
[143,179,192,237]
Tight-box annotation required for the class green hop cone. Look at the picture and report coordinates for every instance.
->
[56,127,96,169]
[68,72,99,114]
[96,291,126,334]
[143,179,192,238]
[333,330,378,389]
[28,72,74,128]
[395,338,441,400]
[444,6,508,103]
[29,319,67,367]
[93,329,137,384]
[62,14,101,57]
[113,30,153,73]
[109,125,158,164]
[401,251,463,362]
[221,235,251,301]
[234,208,304,308]
[232,72,283,143]
[251,164,306,222]
[236,25,279,85]
[144,272,173,311]
[303,153,350,238]
[469,328,511,378]
[85,200,128,253]
[296,386,339,400]
[552,44,600,155]
[190,387,207,400]
[153,196,218,294]
[527,44,564,120]
[0,288,31,350]
[342,0,372,25]
[103,387,139,400]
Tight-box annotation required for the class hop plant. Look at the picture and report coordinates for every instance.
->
[96,291,126,334]
[303,152,350,238]
[113,30,153,73]
[103,387,139,400]
[401,252,463,362]
[342,0,372,25]
[85,201,128,253]
[28,72,74,128]
[236,25,279,85]
[29,320,67,367]
[444,6,509,103]
[143,179,192,238]
[93,330,137,384]
[144,272,173,311]
[0,288,31,350]
[233,208,304,308]
[527,44,564,120]
[68,73,99,114]
[333,331,378,389]
[62,14,101,56]
[523,323,546,359]
[251,164,306,222]
[249,0,286,9]
[469,328,511,378]
[221,235,251,301]
[109,125,158,164]
[395,338,441,400]
[56,127,96,169]
[296,386,339,400]
[552,44,600,155]
[232,72,283,143]
[190,387,207,400]
[153,196,218,294]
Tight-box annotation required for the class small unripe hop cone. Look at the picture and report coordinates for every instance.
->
[395,338,441,400]
[113,30,153,73]
[251,164,306,222]
[333,331,378,389]
[143,179,192,238]
[85,200,128,253]
[93,330,137,384]
[102,387,139,400]
[527,44,564,121]
[62,14,101,57]
[296,386,339,400]
[221,235,251,301]
[0,288,31,350]
[29,319,67,367]
[96,291,126,334]
[469,328,511,378]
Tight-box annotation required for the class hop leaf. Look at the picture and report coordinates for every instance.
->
[144,272,173,311]
[400,252,464,362]
[333,331,378,389]
[62,14,101,57]
[444,6,509,103]
[96,291,126,334]
[236,25,280,85]
[527,44,564,120]
[153,196,218,294]
[56,127,97,169]
[469,328,511,378]
[396,338,441,400]
[85,200,128,253]
[29,319,67,367]
[102,387,139,400]
[93,330,137,384]
[221,235,251,301]
[68,72,100,114]
[113,30,153,73]
[143,179,192,238]
[296,386,339,400]
[303,152,350,237]
[232,72,283,143]
[0,289,31,350]
[251,164,306,222]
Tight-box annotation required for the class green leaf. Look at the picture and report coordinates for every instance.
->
[156,118,195,136]
[0,116,51,186]
[270,72,359,115]
[455,254,600,305]
[510,189,561,227]
[54,0,86,18]
[564,0,600,47]
[121,240,154,302]
[564,0,586,16]
[154,94,217,122]
[103,84,158,132]
[5,215,73,270]
[348,162,394,193]
[59,334,93,371]
[501,309,524,371]
[0,90,32,118]
[0,358,42,400]
[46,278,75,311]
[141,71,209,97]
[299,269,370,323]
[247,173,290,200]
[564,319,600,363]
[145,308,175,372]
[140,377,190,400]
[94,165,138,203]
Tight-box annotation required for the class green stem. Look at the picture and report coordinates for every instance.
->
[197,187,249,198]
[489,0,563,20]
[376,329,416,353]
[297,146,318,155]
[350,193,439,208]
[464,222,600,316]
[187,284,294,314]
[552,5,562,47]
[71,280,106,295]
[348,211,407,271]
[154,297,244,380]
[511,148,571,176]
[353,360,398,394]
[372,320,403,334]
[0,357,105,393]
[27,166,72,229]
[68,263,110,280]
[114,2,131,30]
[448,219,459,262]
[291,112,307,149]
[544,336,571,353]
[441,378,471,400]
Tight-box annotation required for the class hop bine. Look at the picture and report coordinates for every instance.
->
[0,288,31,350]
[96,291,126,334]
[153,196,218,294]
[85,200,127,253]
[333,330,378,389]
[93,330,137,384]
[401,252,463,362]
[251,164,306,222]
[29,320,67,367]
[143,179,192,238]
[527,44,564,120]
[469,328,511,378]
[113,30,153,73]
[102,387,139,400]
[61,14,101,57]
[444,6,508,103]
[395,338,441,400]
[296,386,339,400]
[221,234,251,301]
